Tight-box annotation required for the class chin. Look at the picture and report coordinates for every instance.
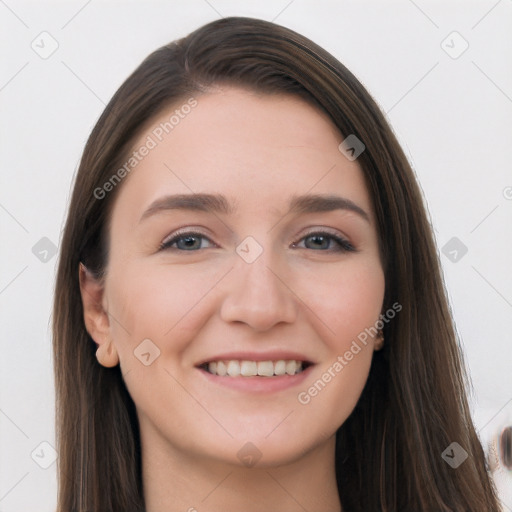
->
[201,427,333,470]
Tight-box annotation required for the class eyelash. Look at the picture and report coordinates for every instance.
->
[159,229,356,253]
[293,231,356,252]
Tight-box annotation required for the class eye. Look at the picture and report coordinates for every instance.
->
[159,231,215,251]
[159,230,355,253]
[293,231,355,252]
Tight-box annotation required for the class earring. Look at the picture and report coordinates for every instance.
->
[96,338,119,367]
[374,330,385,351]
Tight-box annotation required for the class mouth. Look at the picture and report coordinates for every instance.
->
[198,359,313,377]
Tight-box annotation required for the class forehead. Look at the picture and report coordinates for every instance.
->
[111,87,372,222]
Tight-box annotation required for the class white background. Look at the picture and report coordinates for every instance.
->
[1,1,511,510]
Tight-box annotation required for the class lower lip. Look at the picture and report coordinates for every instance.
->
[196,365,314,393]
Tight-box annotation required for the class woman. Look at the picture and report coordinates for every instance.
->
[53,16,501,511]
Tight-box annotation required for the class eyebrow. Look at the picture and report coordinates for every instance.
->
[289,193,369,222]
[140,193,235,220]
[139,193,370,223]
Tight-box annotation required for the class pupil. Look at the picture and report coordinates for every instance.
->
[308,235,327,249]
[180,236,199,249]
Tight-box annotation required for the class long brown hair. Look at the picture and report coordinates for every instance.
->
[53,16,500,511]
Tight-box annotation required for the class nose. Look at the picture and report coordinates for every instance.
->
[219,248,298,332]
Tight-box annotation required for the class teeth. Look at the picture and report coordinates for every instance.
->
[227,360,241,377]
[257,361,274,377]
[204,359,304,377]
[216,361,227,376]
[240,360,258,376]
[274,360,286,376]
[285,360,297,375]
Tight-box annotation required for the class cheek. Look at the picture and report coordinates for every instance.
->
[105,261,229,356]
[295,257,385,350]
[295,262,384,418]
[104,262,226,430]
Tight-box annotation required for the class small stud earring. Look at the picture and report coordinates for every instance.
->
[374,330,385,351]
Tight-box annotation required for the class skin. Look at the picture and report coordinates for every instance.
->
[80,87,385,512]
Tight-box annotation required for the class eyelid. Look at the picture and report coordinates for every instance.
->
[293,228,356,252]
[297,226,348,240]
[295,226,352,243]
[159,227,216,250]
[159,226,356,252]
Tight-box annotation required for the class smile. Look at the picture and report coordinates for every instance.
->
[201,359,310,377]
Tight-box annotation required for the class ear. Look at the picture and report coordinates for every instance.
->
[78,263,119,367]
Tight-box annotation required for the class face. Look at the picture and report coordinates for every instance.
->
[85,87,385,468]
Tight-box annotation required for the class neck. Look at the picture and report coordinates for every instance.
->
[141,421,342,512]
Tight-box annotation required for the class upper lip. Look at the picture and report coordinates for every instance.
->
[195,351,316,367]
